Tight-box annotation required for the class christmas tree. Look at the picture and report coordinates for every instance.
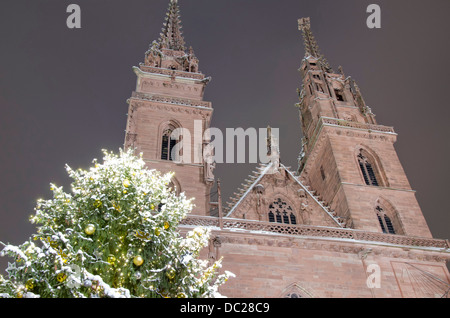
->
[0,149,233,298]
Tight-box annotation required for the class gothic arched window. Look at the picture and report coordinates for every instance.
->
[160,125,180,161]
[268,198,296,225]
[357,150,379,186]
[281,283,313,298]
[375,206,396,234]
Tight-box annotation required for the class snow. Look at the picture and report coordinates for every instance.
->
[83,271,131,298]
[0,244,28,262]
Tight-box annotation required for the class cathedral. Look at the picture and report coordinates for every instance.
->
[123,1,450,298]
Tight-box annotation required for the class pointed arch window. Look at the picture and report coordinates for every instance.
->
[161,126,180,161]
[357,150,379,186]
[375,206,396,234]
[281,283,313,298]
[268,198,296,225]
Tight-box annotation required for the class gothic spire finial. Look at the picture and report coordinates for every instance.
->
[159,0,186,51]
[298,17,332,72]
[144,0,201,72]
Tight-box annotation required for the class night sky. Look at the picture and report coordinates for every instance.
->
[1,0,449,273]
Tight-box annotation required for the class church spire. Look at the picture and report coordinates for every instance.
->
[298,17,332,72]
[144,0,200,73]
[159,0,186,51]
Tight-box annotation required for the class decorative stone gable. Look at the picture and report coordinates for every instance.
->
[226,163,346,228]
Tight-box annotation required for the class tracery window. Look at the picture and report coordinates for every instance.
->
[357,150,379,186]
[375,206,396,234]
[161,128,178,161]
[268,198,296,225]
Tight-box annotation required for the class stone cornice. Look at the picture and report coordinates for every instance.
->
[321,117,396,135]
[135,64,210,83]
[131,91,212,108]
[309,117,397,151]
[211,230,450,263]
[143,158,203,168]
[128,94,213,117]
[341,182,416,193]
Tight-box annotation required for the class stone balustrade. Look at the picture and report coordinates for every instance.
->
[321,117,396,134]
[180,215,449,249]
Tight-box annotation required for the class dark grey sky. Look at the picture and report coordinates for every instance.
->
[1,0,449,273]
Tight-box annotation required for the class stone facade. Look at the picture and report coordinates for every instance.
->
[124,2,450,297]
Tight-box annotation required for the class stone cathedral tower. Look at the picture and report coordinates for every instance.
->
[295,17,432,238]
[124,2,450,298]
[124,0,215,216]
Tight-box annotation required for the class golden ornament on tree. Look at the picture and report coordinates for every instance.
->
[107,254,116,265]
[166,266,176,280]
[26,279,35,290]
[123,179,130,188]
[56,272,67,283]
[113,201,122,212]
[164,221,170,230]
[133,255,144,267]
[93,200,102,208]
[84,224,96,236]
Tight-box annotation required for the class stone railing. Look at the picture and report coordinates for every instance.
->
[180,215,449,250]
[321,117,396,134]
[131,92,212,108]
[139,64,206,80]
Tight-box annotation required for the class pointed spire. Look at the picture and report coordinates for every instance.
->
[159,0,186,51]
[298,17,332,72]
[143,0,202,73]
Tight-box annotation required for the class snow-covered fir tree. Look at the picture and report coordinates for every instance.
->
[0,149,233,298]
